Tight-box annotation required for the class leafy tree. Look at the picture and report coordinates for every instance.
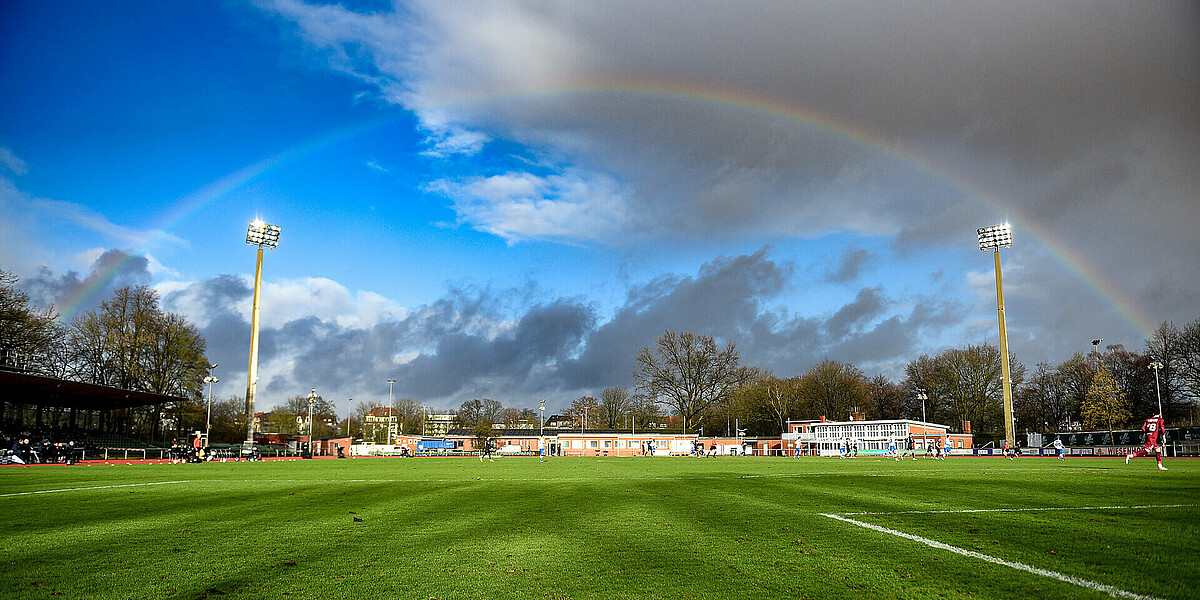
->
[207,395,249,443]
[472,422,496,452]
[1082,367,1131,445]
[568,396,600,428]
[633,330,754,432]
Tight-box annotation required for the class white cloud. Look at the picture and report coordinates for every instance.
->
[248,276,407,330]
[30,198,185,248]
[426,169,630,244]
[0,147,28,175]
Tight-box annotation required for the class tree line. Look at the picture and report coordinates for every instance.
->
[2,270,211,442]
[455,321,1200,441]
[644,322,1200,439]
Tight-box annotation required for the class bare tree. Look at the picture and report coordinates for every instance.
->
[498,406,524,428]
[867,374,905,420]
[760,375,798,434]
[797,360,870,421]
[396,398,426,434]
[628,393,661,429]
[632,330,753,432]
[902,344,1025,434]
[0,269,59,373]
[599,386,632,428]
[1016,362,1071,432]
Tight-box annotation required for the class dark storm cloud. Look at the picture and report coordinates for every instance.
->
[171,248,967,410]
[825,287,887,340]
[826,248,871,283]
[395,299,594,398]
[20,249,152,315]
[559,248,793,388]
[266,0,1200,365]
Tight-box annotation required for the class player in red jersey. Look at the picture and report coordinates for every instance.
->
[1125,413,1167,471]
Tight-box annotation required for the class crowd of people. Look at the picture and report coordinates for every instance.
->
[3,433,91,465]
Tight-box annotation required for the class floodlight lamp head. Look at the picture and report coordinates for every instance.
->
[1092,338,1103,346]
[977,223,1013,251]
[246,220,281,248]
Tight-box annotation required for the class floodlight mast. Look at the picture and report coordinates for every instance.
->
[243,220,281,452]
[978,223,1015,449]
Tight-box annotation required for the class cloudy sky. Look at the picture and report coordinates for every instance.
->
[2,1,1197,415]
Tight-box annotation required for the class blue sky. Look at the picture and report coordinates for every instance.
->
[2,1,1198,414]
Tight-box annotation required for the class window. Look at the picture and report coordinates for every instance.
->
[603,440,612,449]
[588,440,598,449]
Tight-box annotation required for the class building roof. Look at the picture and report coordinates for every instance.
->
[0,369,188,411]
[445,427,696,437]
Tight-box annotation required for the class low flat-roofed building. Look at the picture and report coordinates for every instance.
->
[785,416,973,457]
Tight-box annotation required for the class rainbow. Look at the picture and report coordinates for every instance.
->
[56,117,398,320]
[62,79,1157,340]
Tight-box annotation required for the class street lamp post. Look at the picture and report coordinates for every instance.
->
[1150,361,1165,418]
[978,223,1016,449]
[243,219,281,453]
[917,389,928,423]
[203,363,218,447]
[539,399,546,438]
[307,388,317,456]
[387,379,396,443]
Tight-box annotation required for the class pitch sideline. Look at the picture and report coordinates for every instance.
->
[822,510,1170,600]
[0,480,190,498]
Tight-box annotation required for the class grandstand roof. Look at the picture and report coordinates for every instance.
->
[0,370,187,410]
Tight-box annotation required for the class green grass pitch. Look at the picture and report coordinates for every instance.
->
[1,456,1196,599]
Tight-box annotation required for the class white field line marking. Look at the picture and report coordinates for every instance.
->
[843,503,1198,516]
[187,472,908,485]
[0,480,190,498]
[822,513,1163,600]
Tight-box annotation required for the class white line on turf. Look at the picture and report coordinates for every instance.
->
[842,503,1198,516]
[822,513,1164,600]
[0,480,190,498]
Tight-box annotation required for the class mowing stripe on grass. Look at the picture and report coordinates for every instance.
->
[821,513,1163,600]
[0,480,190,498]
[842,503,1198,516]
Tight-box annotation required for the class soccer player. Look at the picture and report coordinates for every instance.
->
[480,437,495,462]
[1126,413,1168,471]
[1051,435,1066,461]
[887,438,898,461]
[538,436,545,463]
[1003,439,1014,460]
